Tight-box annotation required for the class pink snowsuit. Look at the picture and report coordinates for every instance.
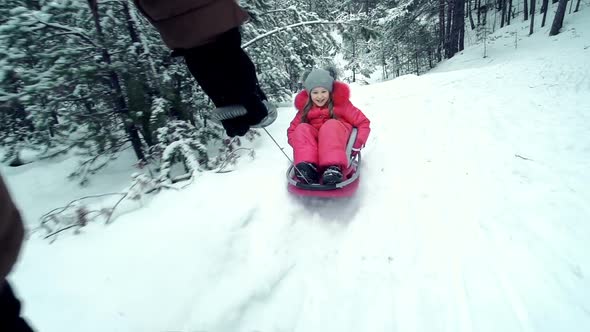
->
[287,81,371,169]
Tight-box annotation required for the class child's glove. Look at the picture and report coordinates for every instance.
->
[352,140,364,156]
[352,140,364,153]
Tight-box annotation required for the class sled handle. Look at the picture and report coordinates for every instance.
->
[345,127,358,166]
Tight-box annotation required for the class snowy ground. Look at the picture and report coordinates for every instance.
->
[4,6,590,332]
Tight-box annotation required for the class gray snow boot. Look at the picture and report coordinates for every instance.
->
[212,100,277,128]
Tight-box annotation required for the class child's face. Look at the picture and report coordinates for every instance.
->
[310,87,330,107]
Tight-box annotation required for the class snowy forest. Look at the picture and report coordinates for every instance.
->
[0,0,582,185]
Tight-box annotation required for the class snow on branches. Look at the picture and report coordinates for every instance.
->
[149,120,211,181]
[159,139,201,181]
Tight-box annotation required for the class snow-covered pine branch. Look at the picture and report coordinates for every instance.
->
[242,19,347,49]
[260,7,298,16]
[159,139,201,181]
[33,17,99,48]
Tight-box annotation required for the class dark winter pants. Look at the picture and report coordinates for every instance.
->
[0,281,34,332]
[176,27,268,137]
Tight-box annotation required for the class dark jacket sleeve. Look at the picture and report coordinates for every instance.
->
[0,173,24,281]
[132,0,250,49]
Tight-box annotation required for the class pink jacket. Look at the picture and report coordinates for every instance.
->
[287,81,370,150]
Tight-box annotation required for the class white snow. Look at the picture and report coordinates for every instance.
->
[3,6,590,332]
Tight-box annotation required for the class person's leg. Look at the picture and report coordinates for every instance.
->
[227,44,276,129]
[318,119,351,169]
[291,124,320,183]
[180,28,273,136]
[0,281,34,332]
[292,123,319,165]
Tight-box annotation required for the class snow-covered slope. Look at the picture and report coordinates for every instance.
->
[4,6,590,332]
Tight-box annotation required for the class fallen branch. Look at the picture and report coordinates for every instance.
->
[259,8,298,16]
[42,207,112,240]
[39,192,127,227]
[515,154,533,161]
[214,147,255,173]
[44,224,79,240]
[170,172,193,184]
[105,191,131,224]
[38,173,168,240]
[179,174,196,190]
[37,126,259,240]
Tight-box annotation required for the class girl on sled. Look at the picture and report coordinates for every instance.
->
[287,68,371,185]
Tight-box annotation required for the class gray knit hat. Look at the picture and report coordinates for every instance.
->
[303,68,334,93]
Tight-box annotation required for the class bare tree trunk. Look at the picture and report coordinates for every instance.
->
[523,0,528,20]
[501,0,507,28]
[468,0,476,29]
[123,2,140,45]
[122,1,156,148]
[529,0,536,34]
[458,0,465,51]
[446,0,454,58]
[549,0,569,36]
[87,1,145,161]
[507,0,513,25]
[439,0,446,59]
[483,2,488,25]
[575,0,581,12]
[541,0,546,13]
[449,0,465,57]
[381,44,387,79]
[459,24,465,51]
[351,39,356,82]
[541,0,550,26]
[3,70,35,136]
[477,0,481,25]
[48,110,59,137]
[415,50,419,75]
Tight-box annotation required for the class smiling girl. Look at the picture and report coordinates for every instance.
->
[287,68,371,185]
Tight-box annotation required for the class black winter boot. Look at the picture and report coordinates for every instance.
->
[294,162,319,184]
[322,165,343,185]
[178,28,275,137]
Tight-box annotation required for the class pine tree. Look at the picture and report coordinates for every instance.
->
[240,0,339,96]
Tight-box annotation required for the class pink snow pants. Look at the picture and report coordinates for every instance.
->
[291,119,351,168]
